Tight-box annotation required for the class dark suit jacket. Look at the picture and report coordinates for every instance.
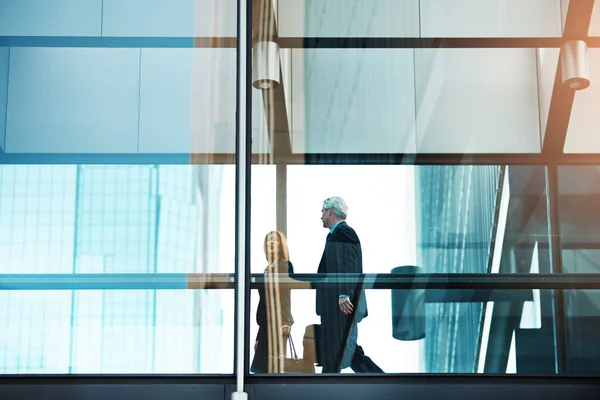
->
[315,221,368,323]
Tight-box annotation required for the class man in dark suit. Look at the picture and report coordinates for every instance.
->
[316,196,383,373]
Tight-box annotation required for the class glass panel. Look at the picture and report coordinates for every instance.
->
[102,0,236,37]
[0,47,8,152]
[285,49,544,155]
[250,166,277,275]
[558,166,600,268]
[6,48,140,153]
[0,289,233,373]
[287,166,416,276]
[277,0,562,38]
[5,47,236,155]
[289,49,416,154]
[251,88,271,157]
[537,48,560,144]
[565,289,600,373]
[564,50,600,153]
[282,165,549,275]
[248,285,557,374]
[589,0,600,36]
[415,49,542,153]
[280,48,293,138]
[562,0,570,29]
[0,0,237,38]
[420,0,562,38]
[0,164,234,373]
[277,0,420,38]
[0,0,102,37]
[139,49,237,154]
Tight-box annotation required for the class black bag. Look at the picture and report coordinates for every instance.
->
[283,334,316,373]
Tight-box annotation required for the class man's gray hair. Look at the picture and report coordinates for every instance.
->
[323,196,348,219]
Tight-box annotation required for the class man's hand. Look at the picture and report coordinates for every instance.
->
[338,297,354,315]
[281,325,291,336]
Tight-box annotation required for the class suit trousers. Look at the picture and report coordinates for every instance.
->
[320,314,383,374]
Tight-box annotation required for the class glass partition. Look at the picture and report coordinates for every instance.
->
[0,0,240,375]
[288,49,544,155]
[0,165,235,373]
[565,289,600,373]
[284,165,550,275]
[248,282,559,374]
[247,163,555,375]
[418,0,562,38]
[589,0,600,36]
[558,167,600,270]
[2,0,600,384]
[0,289,234,374]
[414,49,542,153]
[565,49,600,153]
[277,0,562,38]
[0,0,236,37]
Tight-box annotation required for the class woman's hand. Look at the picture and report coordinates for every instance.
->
[281,325,291,336]
[254,340,259,351]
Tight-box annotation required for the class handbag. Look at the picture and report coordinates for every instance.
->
[282,334,316,373]
[302,324,322,366]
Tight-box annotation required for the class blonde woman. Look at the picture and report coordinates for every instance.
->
[250,231,294,373]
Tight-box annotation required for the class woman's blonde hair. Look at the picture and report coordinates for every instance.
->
[263,230,289,263]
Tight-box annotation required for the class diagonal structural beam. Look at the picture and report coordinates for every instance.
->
[252,0,292,162]
[262,68,292,160]
[483,0,596,376]
[252,0,292,236]
[543,0,595,374]
[542,0,595,157]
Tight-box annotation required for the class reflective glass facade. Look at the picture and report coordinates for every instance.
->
[1,0,600,389]
[0,165,233,373]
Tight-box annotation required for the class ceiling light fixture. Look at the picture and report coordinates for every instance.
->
[561,40,590,91]
[252,41,280,90]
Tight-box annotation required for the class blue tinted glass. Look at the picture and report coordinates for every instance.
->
[0,164,234,373]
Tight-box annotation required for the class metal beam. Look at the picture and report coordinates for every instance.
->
[275,163,287,234]
[300,153,547,165]
[0,36,237,48]
[6,152,600,166]
[1,273,600,290]
[2,375,600,399]
[278,37,565,49]
[0,152,546,166]
[252,0,292,245]
[10,36,600,49]
[252,0,293,162]
[541,1,597,373]
[547,164,568,374]
[0,153,268,165]
[263,75,292,161]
